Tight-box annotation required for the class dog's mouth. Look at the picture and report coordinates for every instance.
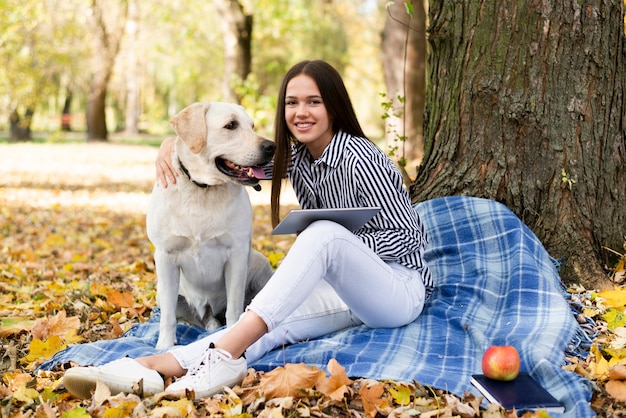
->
[216,158,267,185]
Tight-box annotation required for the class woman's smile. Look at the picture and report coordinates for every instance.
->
[285,74,334,159]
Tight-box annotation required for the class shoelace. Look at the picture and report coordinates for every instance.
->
[183,344,233,383]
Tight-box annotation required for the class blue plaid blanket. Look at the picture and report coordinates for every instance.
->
[41,196,594,417]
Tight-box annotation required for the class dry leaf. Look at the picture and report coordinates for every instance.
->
[609,364,626,380]
[0,317,36,338]
[315,358,353,400]
[359,379,387,418]
[259,363,323,399]
[107,290,135,309]
[605,379,626,402]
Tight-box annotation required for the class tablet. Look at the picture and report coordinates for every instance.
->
[271,207,381,235]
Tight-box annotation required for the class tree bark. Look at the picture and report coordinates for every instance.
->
[86,0,128,141]
[411,0,626,289]
[61,92,72,132]
[212,0,253,103]
[9,108,33,142]
[124,0,140,135]
[381,0,427,183]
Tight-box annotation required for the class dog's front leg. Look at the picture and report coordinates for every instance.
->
[155,251,181,349]
[224,249,250,326]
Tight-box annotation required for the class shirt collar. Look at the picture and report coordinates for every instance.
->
[293,130,348,168]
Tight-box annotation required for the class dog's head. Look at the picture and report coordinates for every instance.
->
[170,102,275,187]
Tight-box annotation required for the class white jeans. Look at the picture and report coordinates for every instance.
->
[170,220,427,368]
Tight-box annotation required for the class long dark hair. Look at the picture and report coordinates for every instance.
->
[270,60,366,227]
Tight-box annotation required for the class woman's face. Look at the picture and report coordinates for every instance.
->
[284,74,334,159]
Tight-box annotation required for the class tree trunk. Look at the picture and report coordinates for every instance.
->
[212,0,253,102]
[86,0,128,141]
[61,92,72,132]
[124,0,140,135]
[381,0,427,184]
[87,84,108,141]
[9,108,33,142]
[411,0,626,290]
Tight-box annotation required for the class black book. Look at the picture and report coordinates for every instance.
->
[470,373,564,413]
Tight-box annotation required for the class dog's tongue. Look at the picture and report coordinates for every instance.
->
[251,167,266,179]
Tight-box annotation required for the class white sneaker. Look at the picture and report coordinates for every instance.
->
[63,357,164,399]
[165,344,247,398]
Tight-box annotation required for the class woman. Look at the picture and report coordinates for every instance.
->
[63,60,433,399]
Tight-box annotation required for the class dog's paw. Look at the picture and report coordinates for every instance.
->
[156,337,176,350]
[205,317,222,331]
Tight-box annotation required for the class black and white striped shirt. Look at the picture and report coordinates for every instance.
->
[287,131,433,297]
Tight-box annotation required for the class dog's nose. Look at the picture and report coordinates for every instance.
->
[261,139,276,159]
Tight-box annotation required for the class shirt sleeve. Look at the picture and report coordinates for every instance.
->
[353,157,426,261]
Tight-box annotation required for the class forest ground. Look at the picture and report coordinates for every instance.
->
[0,141,623,417]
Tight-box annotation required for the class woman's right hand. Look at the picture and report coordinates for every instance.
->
[156,136,177,187]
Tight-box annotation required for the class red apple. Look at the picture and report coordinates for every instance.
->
[481,345,520,381]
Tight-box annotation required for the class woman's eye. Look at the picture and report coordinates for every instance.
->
[224,121,238,130]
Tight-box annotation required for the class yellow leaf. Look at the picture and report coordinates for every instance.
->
[3,372,34,392]
[583,308,599,318]
[388,382,412,406]
[602,308,626,331]
[89,282,111,297]
[218,387,243,416]
[102,401,138,418]
[597,288,626,309]
[612,257,626,282]
[591,344,610,379]
[162,398,195,415]
[22,336,66,366]
[267,251,285,268]
[61,407,91,418]
[12,384,39,403]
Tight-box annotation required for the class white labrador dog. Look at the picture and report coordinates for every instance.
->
[147,101,275,349]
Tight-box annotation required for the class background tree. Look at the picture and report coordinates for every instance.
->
[411,0,625,289]
[86,0,128,141]
[380,0,427,184]
[123,0,140,135]
[213,0,253,102]
[0,0,80,140]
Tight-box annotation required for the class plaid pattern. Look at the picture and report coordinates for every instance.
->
[41,196,593,417]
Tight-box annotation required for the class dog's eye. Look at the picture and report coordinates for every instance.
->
[224,120,239,130]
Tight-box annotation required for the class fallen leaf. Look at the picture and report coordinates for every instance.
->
[388,381,412,406]
[259,363,323,399]
[605,379,626,402]
[444,393,478,416]
[315,359,353,401]
[60,407,91,418]
[602,308,626,331]
[609,364,626,380]
[107,290,135,309]
[597,288,626,309]
[22,336,66,367]
[359,379,387,418]
[12,383,40,403]
[0,317,35,338]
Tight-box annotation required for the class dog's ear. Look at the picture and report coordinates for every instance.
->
[170,102,210,153]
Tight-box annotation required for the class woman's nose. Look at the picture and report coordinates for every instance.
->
[295,104,308,117]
